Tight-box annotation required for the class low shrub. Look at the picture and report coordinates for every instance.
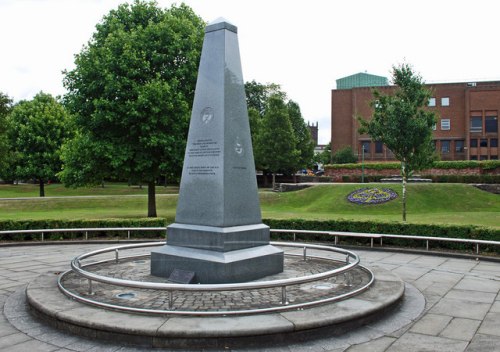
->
[264,218,500,254]
[0,218,168,241]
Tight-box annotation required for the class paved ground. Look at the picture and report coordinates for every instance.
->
[1,243,499,351]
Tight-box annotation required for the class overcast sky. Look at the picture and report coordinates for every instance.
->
[1,0,499,144]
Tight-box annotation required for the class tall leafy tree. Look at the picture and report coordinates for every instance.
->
[0,92,13,181]
[287,100,315,170]
[7,92,73,196]
[359,63,436,221]
[61,1,205,217]
[254,94,299,188]
[245,80,284,117]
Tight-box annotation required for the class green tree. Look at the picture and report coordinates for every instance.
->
[287,100,315,171]
[254,94,299,188]
[245,80,284,117]
[61,1,205,217]
[333,146,357,164]
[7,92,73,196]
[359,63,436,221]
[0,92,13,182]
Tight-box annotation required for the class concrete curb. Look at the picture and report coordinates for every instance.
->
[26,266,404,349]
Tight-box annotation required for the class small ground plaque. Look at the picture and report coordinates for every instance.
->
[168,269,196,284]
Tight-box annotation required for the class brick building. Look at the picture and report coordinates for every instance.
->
[331,73,499,161]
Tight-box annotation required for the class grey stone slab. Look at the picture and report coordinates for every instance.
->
[391,265,431,282]
[444,289,497,303]
[345,336,397,352]
[466,333,500,352]
[410,313,452,336]
[437,259,478,272]
[478,312,500,337]
[157,314,294,337]
[386,332,468,352]
[491,301,500,313]
[0,333,32,350]
[151,243,283,283]
[408,255,448,267]
[1,339,59,352]
[0,321,21,338]
[440,318,481,341]
[430,298,491,320]
[454,277,500,293]
[55,306,167,337]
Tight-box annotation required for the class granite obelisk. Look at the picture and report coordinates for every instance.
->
[151,18,284,284]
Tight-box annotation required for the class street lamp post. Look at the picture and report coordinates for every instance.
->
[361,145,365,183]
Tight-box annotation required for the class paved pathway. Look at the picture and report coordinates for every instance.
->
[1,243,499,351]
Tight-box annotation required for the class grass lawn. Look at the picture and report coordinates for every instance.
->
[0,183,498,229]
[0,182,179,198]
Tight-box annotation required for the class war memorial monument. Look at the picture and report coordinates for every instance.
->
[150,18,284,284]
[21,19,410,350]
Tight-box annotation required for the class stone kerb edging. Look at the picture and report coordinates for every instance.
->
[26,266,404,349]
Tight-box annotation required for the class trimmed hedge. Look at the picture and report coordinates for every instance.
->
[1,217,499,254]
[264,218,500,254]
[0,218,168,241]
[326,160,500,171]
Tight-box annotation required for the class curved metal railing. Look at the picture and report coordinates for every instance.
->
[58,241,374,316]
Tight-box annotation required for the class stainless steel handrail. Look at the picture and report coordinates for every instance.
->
[69,241,360,291]
[59,241,374,316]
[1,226,498,255]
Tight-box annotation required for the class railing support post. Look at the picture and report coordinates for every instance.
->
[281,286,288,305]
[115,249,119,263]
[169,291,174,309]
[88,279,93,295]
[41,232,44,242]
[303,247,307,261]
[85,231,88,240]
[426,240,429,251]
[476,243,479,255]
[345,254,350,264]
[370,237,374,248]
[128,230,130,240]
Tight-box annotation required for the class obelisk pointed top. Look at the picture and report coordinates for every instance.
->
[206,17,237,34]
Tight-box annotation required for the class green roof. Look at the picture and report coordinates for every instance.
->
[336,72,388,89]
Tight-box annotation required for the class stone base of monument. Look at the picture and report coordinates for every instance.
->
[24,266,415,350]
[151,223,284,283]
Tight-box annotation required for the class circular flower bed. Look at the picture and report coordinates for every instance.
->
[347,188,398,205]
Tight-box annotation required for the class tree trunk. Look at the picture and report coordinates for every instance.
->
[39,179,45,197]
[147,181,157,218]
[272,173,276,190]
[401,161,407,222]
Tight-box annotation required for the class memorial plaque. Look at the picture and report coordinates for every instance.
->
[151,18,284,284]
[168,269,196,284]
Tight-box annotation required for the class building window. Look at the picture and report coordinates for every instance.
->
[491,138,498,147]
[441,140,450,153]
[470,117,482,132]
[428,98,436,107]
[470,155,478,160]
[441,119,450,130]
[485,116,498,133]
[375,141,383,154]
[441,97,450,106]
[361,141,371,155]
[480,139,488,147]
[455,140,464,153]
[480,155,488,160]
[491,156,499,160]
[470,139,478,148]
